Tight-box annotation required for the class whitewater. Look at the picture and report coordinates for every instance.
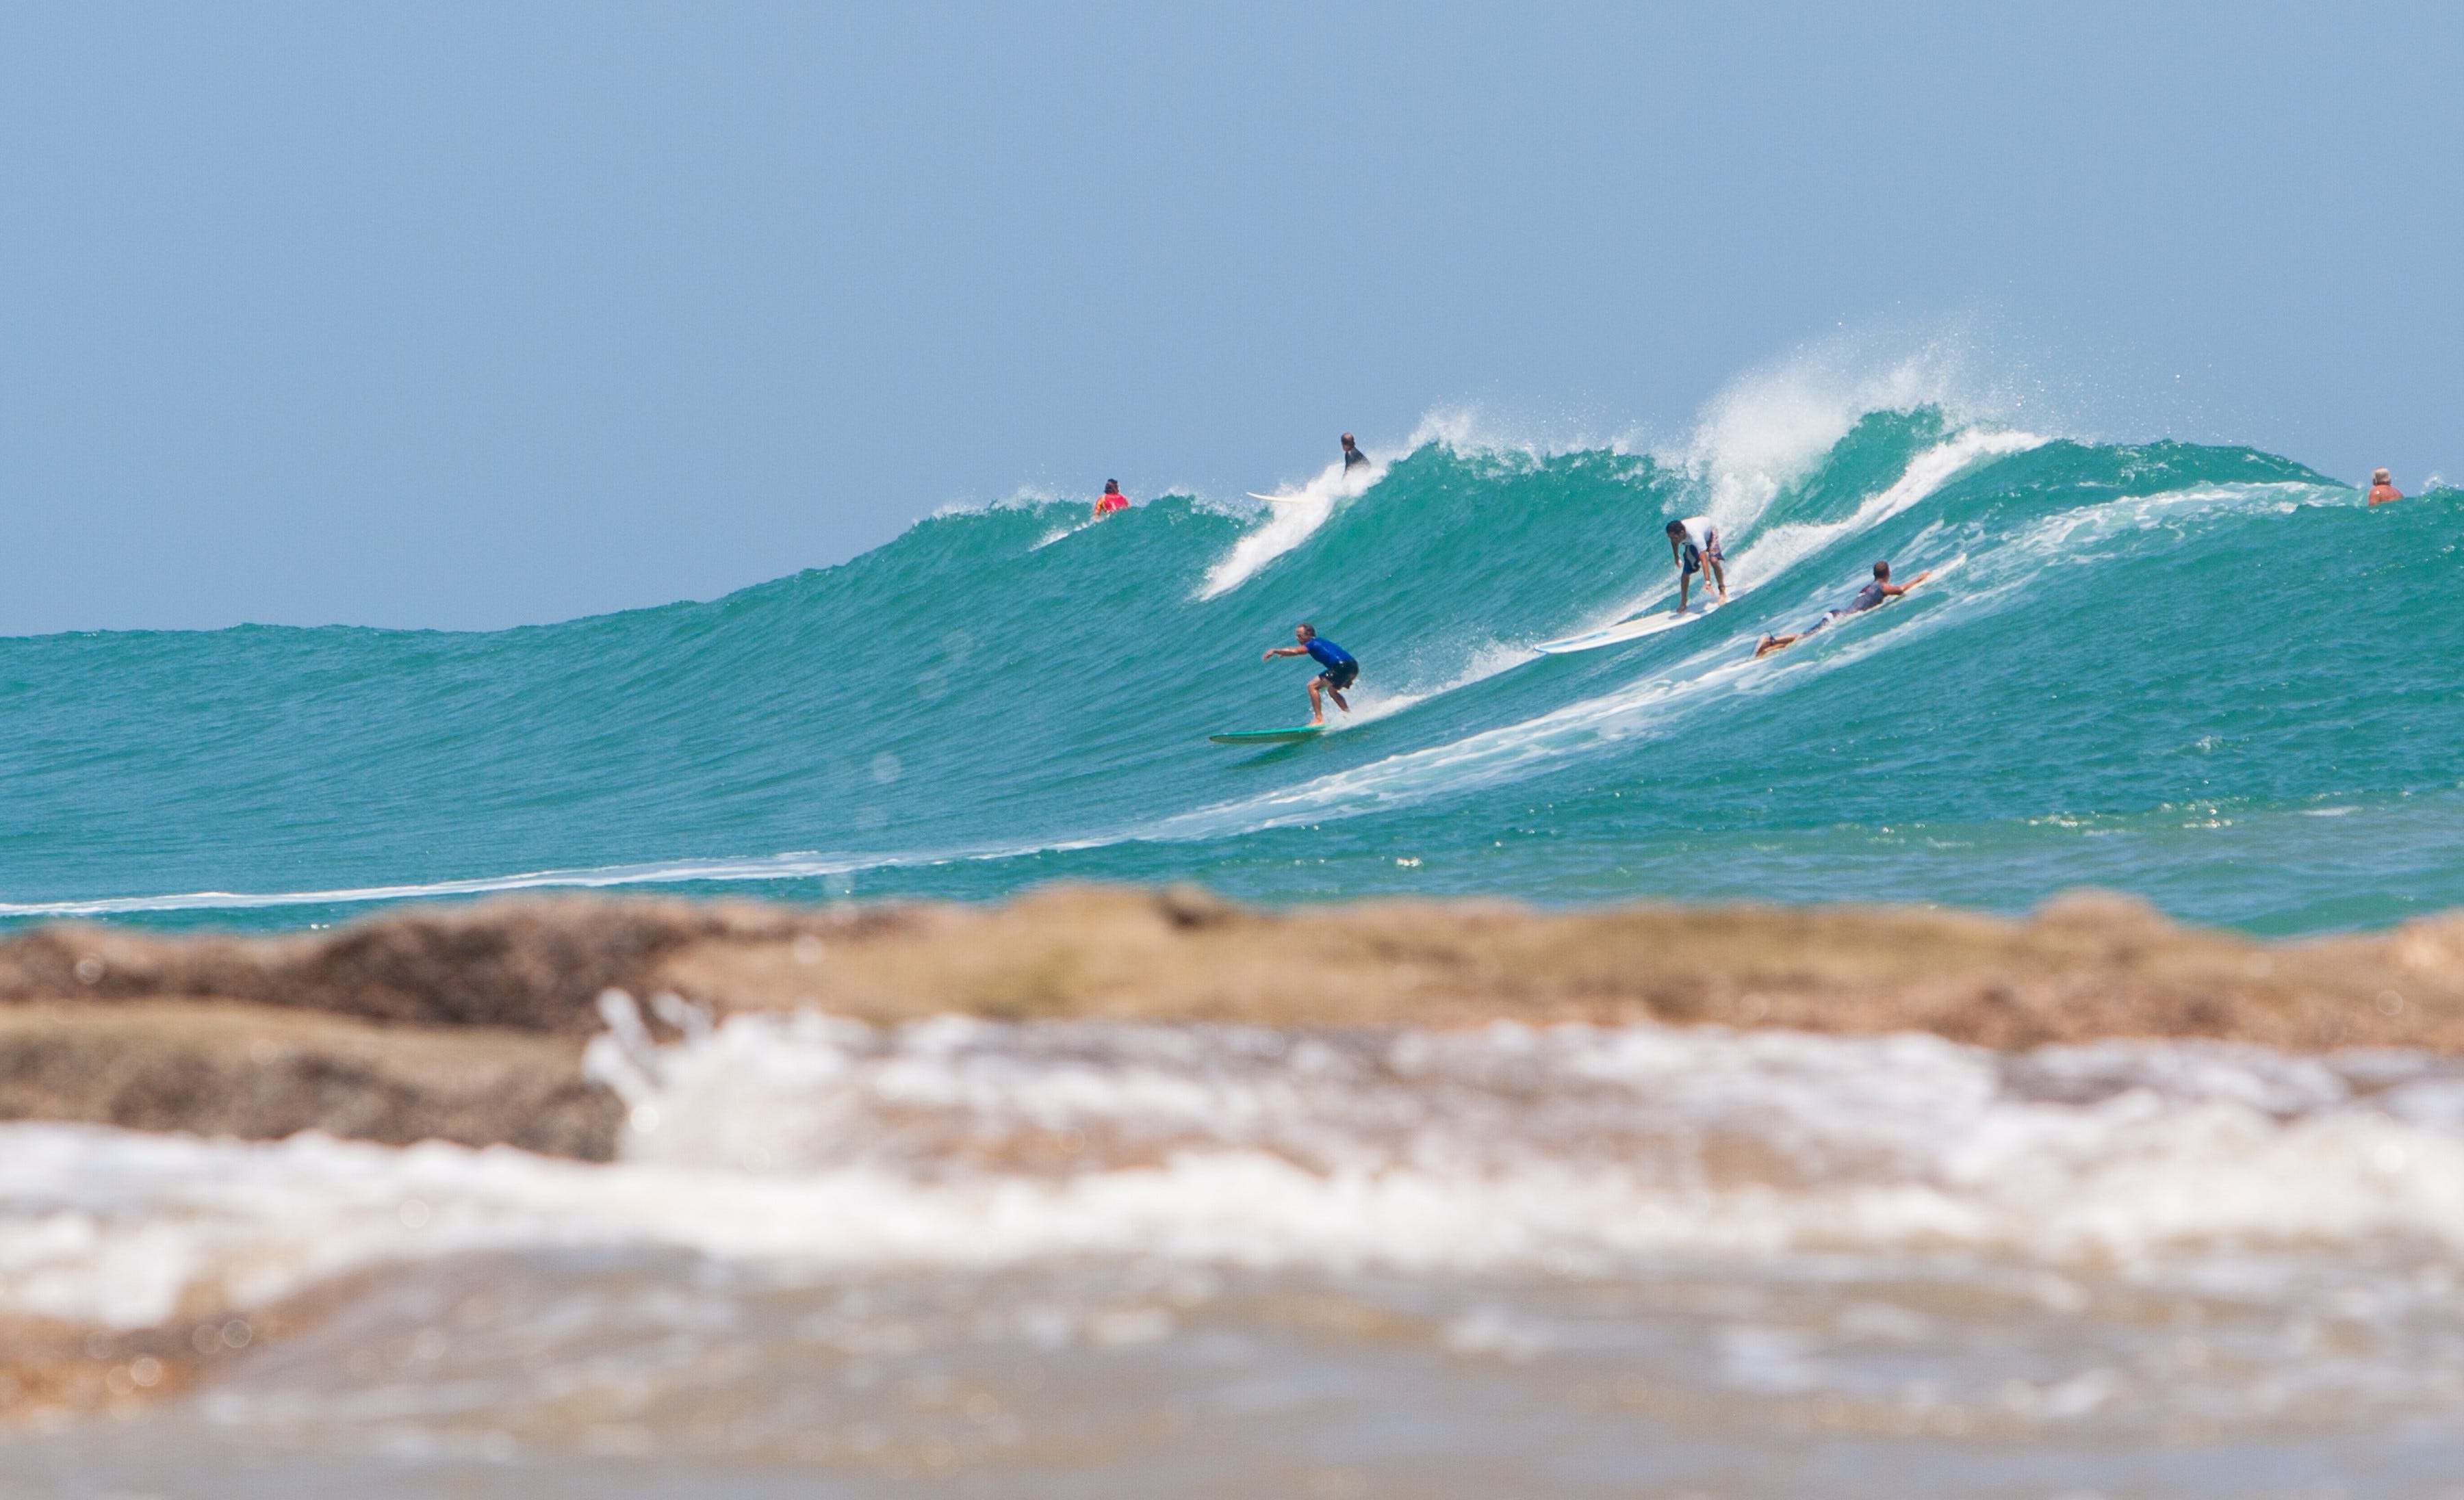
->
[14,1007,2464,1495]
[1,374,2456,935]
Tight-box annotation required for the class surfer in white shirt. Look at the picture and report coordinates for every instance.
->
[1666,517,1727,612]
[1754,559,1931,658]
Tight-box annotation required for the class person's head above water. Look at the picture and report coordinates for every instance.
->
[1103,479,1120,494]
[1293,622,1317,643]
[1873,560,1891,580]
[2374,468,2392,484]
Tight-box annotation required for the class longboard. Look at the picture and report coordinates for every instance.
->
[1246,491,1305,504]
[1209,725,1326,745]
[1535,598,1721,654]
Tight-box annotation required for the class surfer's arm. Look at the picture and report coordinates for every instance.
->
[1262,645,1306,661]
[1882,571,1932,598]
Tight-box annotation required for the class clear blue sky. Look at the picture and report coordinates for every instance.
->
[3,3,2456,634]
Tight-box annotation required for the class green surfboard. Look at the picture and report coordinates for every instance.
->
[1208,725,1326,745]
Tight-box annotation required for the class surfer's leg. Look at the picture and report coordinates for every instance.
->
[1754,633,1799,659]
[1710,556,1728,602]
[1306,675,1327,725]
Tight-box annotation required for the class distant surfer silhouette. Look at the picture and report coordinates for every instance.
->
[1341,434,1369,473]
[2367,467,2403,506]
[1667,516,1727,612]
[1094,479,1129,517]
[1261,623,1357,725]
[1755,560,1932,658]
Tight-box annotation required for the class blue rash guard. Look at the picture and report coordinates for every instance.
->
[1305,638,1355,670]
[1302,635,1359,690]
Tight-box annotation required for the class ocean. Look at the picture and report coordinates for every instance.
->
[1,395,2456,934]
[7,381,2463,1497]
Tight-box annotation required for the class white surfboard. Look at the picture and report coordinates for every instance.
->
[1535,598,1721,655]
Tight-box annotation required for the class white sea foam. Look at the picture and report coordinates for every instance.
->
[1664,341,1978,541]
[8,1017,2464,1331]
[1563,424,2047,636]
[1197,455,1383,599]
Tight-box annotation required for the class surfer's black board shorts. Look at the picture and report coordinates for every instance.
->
[1316,662,1359,692]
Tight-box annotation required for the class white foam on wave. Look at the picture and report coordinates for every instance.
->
[1665,340,1980,542]
[1196,456,1382,599]
[1563,424,2048,637]
[0,851,890,919]
[1339,638,1534,727]
[1194,404,1626,602]
[8,1016,2464,1330]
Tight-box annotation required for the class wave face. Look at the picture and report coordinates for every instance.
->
[3,404,2456,931]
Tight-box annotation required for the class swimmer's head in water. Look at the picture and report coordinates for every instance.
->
[1873,560,1891,579]
[1103,479,1120,493]
[2374,468,2392,484]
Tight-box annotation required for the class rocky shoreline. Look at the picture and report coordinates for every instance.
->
[7,883,2464,1422]
[2,884,2461,1163]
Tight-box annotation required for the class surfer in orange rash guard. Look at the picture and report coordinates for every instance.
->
[1094,479,1129,517]
[2367,467,2403,506]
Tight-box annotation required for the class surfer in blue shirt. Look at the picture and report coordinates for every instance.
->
[1754,559,1932,658]
[1262,623,1359,725]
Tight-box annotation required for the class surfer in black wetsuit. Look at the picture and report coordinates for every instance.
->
[1262,622,1359,725]
[1754,560,1931,658]
[1341,433,1369,473]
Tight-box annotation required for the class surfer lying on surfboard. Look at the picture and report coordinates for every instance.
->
[1261,623,1359,725]
[1667,517,1728,612]
[1754,559,1932,658]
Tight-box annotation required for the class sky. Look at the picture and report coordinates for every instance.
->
[1,2,2457,634]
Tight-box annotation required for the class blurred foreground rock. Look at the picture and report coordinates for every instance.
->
[1,886,2461,1162]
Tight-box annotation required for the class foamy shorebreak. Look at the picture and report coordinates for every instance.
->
[8,888,2464,1492]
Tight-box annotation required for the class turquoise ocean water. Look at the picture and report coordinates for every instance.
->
[6,405,2456,934]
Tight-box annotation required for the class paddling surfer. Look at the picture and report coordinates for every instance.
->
[2367,467,2403,506]
[1667,516,1727,612]
[1094,478,1129,517]
[1262,623,1358,725]
[1754,560,1932,658]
